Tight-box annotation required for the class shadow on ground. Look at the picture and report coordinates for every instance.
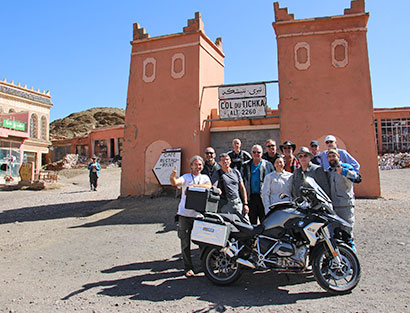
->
[0,196,179,233]
[62,256,335,308]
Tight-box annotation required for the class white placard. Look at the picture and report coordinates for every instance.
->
[219,84,266,100]
[219,97,267,119]
[153,151,181,185]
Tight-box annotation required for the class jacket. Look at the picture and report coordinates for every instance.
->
[241,159,274,197]
[327,162,359,207]
[261,170,293,213]
[291,162,330,198]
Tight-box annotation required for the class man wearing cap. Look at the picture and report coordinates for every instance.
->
[291,147,330,198]
[319,135,360,172]
[201,146,220,183]
[309,140,321,166]
[280,141,300,173]
[326,149,360,250]
[262,139,278,166]
[88,156,101,191]
[242,144,274,224]
[227,138,251,172]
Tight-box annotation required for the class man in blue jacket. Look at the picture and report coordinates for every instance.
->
[88,156,101,191]
[241,144,274,224]
[319,135,360,172]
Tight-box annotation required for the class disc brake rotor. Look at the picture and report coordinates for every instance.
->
[328,255,351,280]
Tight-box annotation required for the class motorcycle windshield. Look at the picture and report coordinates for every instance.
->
[304,176,334,213]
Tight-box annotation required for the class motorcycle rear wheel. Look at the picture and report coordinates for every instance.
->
[202,247,242,285]
[312,243,361,294]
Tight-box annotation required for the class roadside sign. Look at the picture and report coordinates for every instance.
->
[153,149,181,185]
[218,83,267,119]
[219,84,266,99]
[19,162,34,182]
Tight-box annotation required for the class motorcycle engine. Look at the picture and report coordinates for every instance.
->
[258,237,295,257]
[257,237,308,269]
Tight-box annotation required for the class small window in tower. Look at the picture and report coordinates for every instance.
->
[332,39,348,68]
[294,42,310,70]
[171,53,185,79]
[143,57,156,83]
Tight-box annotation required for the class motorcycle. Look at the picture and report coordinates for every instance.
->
[191,177,361,294]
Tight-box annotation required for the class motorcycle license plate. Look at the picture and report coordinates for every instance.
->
[191,220,230,247]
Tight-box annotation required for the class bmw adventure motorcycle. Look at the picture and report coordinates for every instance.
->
[191,177,361,294]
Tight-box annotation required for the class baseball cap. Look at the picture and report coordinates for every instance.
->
[325,135,336,142]
[310,140,319,146]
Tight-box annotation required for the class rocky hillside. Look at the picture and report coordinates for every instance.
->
[50,107,125,138]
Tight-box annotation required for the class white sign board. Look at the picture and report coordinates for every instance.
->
[219,97,267,119]
[153,150,181,185]
[219,84,266,99]
[218,83,267,119]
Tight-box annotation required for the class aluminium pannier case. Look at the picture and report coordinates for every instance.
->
[185,186,220,213]
[191,220,230,247]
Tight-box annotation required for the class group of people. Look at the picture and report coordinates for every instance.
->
[170,135,361,277]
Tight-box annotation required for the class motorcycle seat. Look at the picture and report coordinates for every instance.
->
[219,213,265,238]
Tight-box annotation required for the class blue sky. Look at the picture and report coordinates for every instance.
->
[1,1,409,122]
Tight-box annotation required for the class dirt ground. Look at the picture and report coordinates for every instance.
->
[0,167,409,313]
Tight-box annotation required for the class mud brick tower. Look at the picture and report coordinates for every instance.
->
[121,13,224,196]
[273,0,380,197]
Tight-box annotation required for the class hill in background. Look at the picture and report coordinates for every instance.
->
[50,107,125,139]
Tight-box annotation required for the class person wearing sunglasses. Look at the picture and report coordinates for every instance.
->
[201,147,220,183]
[319,135,360,173]
[241,144,274,224]
[262,139,278,166]
[211,153,249,220]
[291,146,330,198]
[279,140,300,173]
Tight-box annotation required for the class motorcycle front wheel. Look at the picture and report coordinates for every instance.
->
[202,247,242,285]
[312,243,361,294]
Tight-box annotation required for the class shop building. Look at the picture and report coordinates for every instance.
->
[50,125,124,161]
[374,107,410,154]
[0,79,52,182]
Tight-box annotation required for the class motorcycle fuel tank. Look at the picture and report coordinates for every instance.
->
[262,208,305,238]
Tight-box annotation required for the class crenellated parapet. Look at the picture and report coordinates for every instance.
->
[183,12,204,33]
[215,37,223,51]
[133,23,150,41]
[1,78,50,96]
[0,78,52,106]
[344,0,365,15]
[273,2,294,22]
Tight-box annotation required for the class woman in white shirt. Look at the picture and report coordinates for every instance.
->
[261,155,293,214]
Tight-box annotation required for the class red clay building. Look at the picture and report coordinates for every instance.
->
[121,0,383,197]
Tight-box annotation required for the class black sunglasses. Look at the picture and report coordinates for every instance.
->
[205,152,214,155]
[266,145,276,148]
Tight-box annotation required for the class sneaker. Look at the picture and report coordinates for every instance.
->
[347,239,357,253]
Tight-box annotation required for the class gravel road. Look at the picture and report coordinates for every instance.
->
[0,167,409,313]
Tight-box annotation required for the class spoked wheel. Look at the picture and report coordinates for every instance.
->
[312,243,361,294]
[202,247,242,285]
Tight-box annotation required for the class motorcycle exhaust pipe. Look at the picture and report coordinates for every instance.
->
[236,258,255,269]
[222,247,235,258]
